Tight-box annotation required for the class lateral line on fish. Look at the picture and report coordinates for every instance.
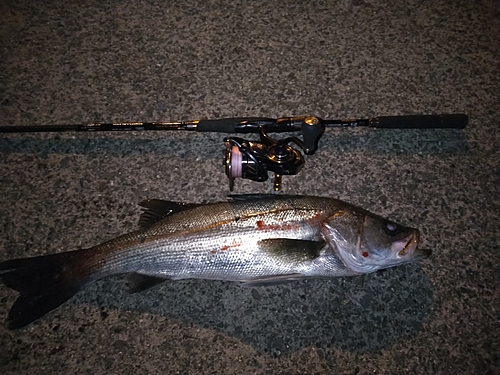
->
[135,207,327,245]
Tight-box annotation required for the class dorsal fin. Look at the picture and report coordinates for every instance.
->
[228,194,282,201]
[138,199,201,228]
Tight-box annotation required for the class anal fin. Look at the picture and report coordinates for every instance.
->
[126,273,170,293]
[240,273,306,287]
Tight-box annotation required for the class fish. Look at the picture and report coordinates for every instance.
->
[0,194,430,329]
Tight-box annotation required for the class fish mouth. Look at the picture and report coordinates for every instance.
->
[412,247,432,260]
[397,230,430,260]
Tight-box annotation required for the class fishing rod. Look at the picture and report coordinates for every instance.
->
[0,114,468,190]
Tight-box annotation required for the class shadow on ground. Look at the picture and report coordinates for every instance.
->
[74,264,433,356]
[0,127,468,157]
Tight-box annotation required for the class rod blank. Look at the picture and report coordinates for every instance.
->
[0,114,468,134]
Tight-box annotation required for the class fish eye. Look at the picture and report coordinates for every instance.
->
[384,221,399,236]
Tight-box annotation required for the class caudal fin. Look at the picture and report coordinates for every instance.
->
[0,250,95,329]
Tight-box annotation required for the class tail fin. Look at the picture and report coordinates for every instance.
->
[0,249,95,329]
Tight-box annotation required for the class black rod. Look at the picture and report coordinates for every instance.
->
[0,121,199,133]
[0,114,468,134]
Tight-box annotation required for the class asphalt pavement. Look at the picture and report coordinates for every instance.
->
[0,1,498,374]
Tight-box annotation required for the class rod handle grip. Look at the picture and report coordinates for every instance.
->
[371,114,468,129]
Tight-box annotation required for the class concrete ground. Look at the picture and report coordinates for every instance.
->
[0,1,498,374]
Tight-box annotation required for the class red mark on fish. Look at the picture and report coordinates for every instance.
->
[211,240,242,255]
[255,220,299,231]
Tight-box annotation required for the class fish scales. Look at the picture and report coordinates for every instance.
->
[92,196,343,280]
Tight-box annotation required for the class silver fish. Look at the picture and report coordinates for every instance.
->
[0,194,430,329]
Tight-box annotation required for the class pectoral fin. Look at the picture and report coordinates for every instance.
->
[258,238,325,263]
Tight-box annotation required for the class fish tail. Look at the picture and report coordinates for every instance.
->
[0,249,98,329]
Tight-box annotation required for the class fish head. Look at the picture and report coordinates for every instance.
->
[322,209,430,274]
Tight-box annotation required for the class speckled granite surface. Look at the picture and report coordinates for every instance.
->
[0,0,498,374]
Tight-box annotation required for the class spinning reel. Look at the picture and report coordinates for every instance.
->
[224,116,321,191]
